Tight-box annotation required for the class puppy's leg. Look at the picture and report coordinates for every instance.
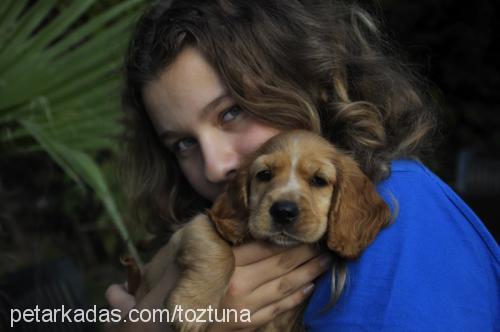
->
[167,214,235,332]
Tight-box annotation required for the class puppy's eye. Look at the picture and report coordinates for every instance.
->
[256,170,273,182]
[310,175,328,187]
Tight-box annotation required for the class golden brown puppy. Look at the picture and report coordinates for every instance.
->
[134,130,391,331]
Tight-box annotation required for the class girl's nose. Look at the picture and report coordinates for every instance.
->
[200,133,240,184]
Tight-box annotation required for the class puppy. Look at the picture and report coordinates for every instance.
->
[134,130,391,331]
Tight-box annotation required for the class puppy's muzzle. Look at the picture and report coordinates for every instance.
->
[269,200,299,226]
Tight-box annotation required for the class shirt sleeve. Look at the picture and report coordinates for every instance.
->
[304,160,500,332]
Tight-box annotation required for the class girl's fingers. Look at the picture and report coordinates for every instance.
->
[105,283,136,314]
[234,245,320,292]
[248,282,315,328]
[246,254,331,311]
[134,262,180,311]
[232,241,290,266]
[208,281,313,332]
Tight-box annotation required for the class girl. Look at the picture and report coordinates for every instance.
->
[106,0,499,330]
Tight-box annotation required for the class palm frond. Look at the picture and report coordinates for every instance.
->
[0,0,145,265]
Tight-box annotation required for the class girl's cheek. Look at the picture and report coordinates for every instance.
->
[179,158,221,201]
[179,158,203,189]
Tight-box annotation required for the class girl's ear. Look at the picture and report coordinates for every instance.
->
[208,169,249,244]
[327,153,391,259]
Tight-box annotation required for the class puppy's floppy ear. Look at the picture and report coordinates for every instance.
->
[327,153,390,259]
[208,169,249,245]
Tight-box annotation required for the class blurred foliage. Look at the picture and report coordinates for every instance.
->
[0,0,146,306]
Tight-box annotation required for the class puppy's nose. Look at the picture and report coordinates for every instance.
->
[270,201,299,225]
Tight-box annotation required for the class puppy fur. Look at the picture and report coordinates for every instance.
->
[134,130,391,331]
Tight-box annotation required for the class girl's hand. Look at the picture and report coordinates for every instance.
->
[104,242,330,332]
[210,241,331,331]
[104,263,179,332]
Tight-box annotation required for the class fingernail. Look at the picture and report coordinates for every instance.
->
[303,283,314,295]
[319,254,332,268]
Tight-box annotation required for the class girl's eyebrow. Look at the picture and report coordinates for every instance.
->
[198,93,231,121]
[158,129,181,142]
[158,93,231,141]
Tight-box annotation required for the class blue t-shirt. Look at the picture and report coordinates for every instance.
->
[304,160,499,331]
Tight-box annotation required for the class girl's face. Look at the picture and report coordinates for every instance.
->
[143,47,282,202]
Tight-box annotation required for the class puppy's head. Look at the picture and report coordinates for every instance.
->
[209,130,390,259]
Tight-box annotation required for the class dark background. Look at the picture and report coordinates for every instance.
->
[377,0,500,238]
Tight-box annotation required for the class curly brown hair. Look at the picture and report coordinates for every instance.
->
[121,0,437,245]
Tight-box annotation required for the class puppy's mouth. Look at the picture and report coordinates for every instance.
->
[267,232,303,247]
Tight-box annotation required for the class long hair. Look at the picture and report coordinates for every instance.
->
[121,0,437,245]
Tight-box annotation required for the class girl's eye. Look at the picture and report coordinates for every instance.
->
[220,105,242,123]
[172,137,197,153]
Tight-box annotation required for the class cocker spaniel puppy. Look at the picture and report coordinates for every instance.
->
[133,130,391,331]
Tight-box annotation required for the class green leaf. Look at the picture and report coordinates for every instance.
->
[27,0,96,53]
[20,119,82,187]
[0,1,28,46]
[1,0,56,51]
[46,0,142,59]
[1,0,145,264]
[20,119,142,265]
